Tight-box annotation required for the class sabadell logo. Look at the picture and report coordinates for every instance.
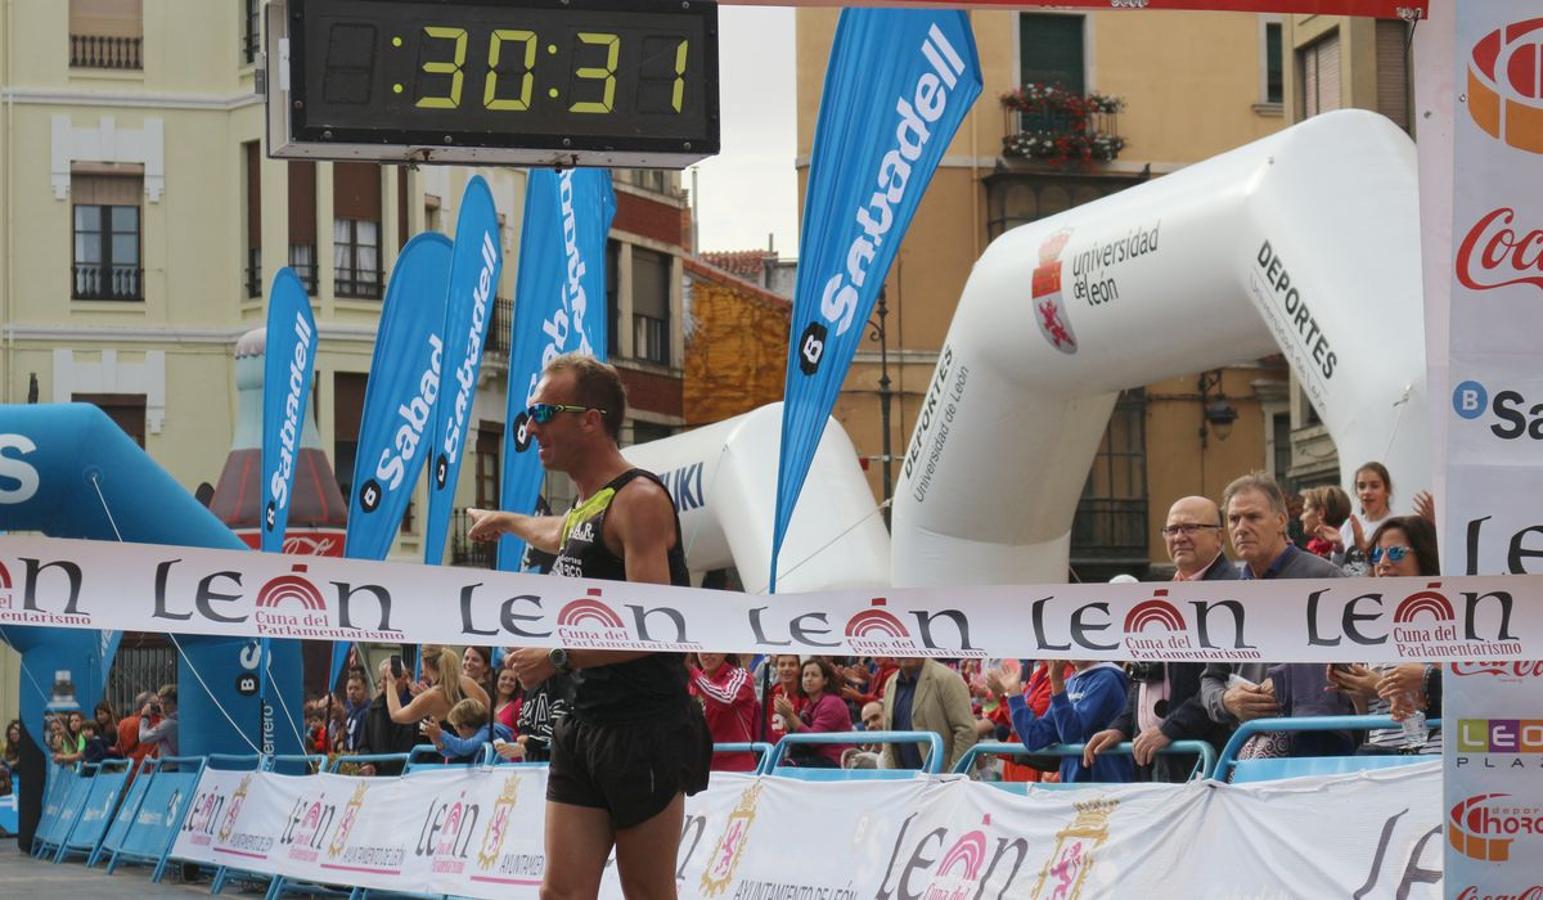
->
[1467,18,1543,154]
[255,564,327,611]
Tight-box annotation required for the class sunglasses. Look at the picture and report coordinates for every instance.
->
[525,403,606,424]
[1369,545,1410,564]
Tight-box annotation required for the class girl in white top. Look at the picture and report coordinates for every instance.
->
[1337,461,1395,574]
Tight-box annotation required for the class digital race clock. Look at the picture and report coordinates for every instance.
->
[266,0,719,168]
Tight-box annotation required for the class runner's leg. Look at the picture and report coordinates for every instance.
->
[613,792,685,900]
[541,800,613,900]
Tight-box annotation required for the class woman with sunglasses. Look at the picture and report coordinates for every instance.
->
[1325,516,1442,754]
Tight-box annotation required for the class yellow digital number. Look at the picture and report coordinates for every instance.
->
[569,32,620,114]
[485,29,537,111]
[672,39,689,112]
[416,26,467,109]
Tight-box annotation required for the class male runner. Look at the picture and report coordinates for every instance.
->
[467,353,711,900]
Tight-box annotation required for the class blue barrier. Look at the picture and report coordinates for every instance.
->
[0,778,18,836]
[104,756,207,878]
[953,740,1218,787]
[54,759,133,863]
[766,731,943,779]
[713,742,776,775]
[35,763,94,858]
[1215,715,1442,783]
[91,762,152,867]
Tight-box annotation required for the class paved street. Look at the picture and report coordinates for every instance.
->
[0,840,271,897]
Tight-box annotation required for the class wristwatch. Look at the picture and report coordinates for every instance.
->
[547,647,571,674]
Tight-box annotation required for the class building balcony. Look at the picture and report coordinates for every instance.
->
[289,244,317,295]
[486,296,513,357]
[1001,84,1124,165]
[73,263,142,301]
[70,34,142,70]
[449,508,498,570]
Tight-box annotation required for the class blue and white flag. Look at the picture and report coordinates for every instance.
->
[498,169,616,570]
[344,232,453,562]
[260,269,318,555]
[771,10,980,591]
[423,176,503,566]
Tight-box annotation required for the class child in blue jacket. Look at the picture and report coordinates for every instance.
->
[989,661,1134,783]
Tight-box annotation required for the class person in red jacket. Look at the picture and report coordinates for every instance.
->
[764,654,805,741]
[689,653,759,772]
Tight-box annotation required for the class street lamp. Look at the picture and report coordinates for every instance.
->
[1198,369,1237,448]
[866,288,893,524]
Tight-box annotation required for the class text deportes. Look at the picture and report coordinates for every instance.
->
[523,170,597,415]
[818,24,968,338]
[375,333,445,492]
[1256,240,1338,381]
[268,313,315,521]
[440,231,500,479]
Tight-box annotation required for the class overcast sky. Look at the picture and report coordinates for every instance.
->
[689,6,801,257]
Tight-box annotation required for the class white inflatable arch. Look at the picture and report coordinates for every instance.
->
[890,110,1429,587]
[621,404,891,593]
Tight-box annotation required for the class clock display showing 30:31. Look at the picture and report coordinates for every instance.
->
[297,0,715,144]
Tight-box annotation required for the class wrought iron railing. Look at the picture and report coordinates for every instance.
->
[449,509,498,569]
[486,296,513,357]
[288,244,317,295]
[70,34,142,70]
[104,641,178,718]
[73,263,142,301]
[335,270,383,299]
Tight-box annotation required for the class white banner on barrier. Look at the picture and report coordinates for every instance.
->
[162,764,1444,898]
[0,535,1541,662]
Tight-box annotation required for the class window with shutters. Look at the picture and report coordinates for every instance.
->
[1298,31,1341,119]
[1375,19,1412,134]
[69,0,141,70]
[334,163,383,299]
[71,173,143,301]
[243,0,261,65]
[72,393,146,447]
[1018,14,1086,132]
[397,167,411,250]
[475,426,501,509]
[1070,389,1148,575]
[333,372,367,501]
[632,247,671,366]
[244,142,262,298]
[289,161,318,294]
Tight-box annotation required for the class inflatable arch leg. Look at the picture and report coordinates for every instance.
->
[892,110,1429,586]
[621,404,891,593]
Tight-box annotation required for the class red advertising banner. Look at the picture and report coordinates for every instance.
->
[724,0,1427,18]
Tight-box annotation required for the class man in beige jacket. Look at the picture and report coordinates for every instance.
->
[880,659,979,771]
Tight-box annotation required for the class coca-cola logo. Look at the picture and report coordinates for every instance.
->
[1457,887,1543,900]
[1452,660,1543,680]
[1456,208,1543,293]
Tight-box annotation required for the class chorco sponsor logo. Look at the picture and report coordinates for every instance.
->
[1453,379,1543,439]
[1449,793,1543,862]
[1456,208,1543,294]
[1466,18,1543,154]
[267,312,315,532]
[801,23,969,377]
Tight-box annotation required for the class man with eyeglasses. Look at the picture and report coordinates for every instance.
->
[466,353,711,900]
[1199,473,1353,758]
[1083,497,1237,782]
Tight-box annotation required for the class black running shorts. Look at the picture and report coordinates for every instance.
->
[546,705,713,830]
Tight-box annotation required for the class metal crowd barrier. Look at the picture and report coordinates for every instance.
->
[711,741,776,774]
[1215,714,1442,783]
[765,730,944,779]
[955,740,1219,788]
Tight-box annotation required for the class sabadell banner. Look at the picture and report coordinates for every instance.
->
[1,536,1540,663]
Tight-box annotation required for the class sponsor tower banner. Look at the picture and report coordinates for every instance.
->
[497,169,616,571]
[772,1,1424,16]
[772,9,981,591]
[343,233,453,561]
[1442,2,1543,894]
[424,176,504,566]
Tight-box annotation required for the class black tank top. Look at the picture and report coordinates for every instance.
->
[553,468,691,722]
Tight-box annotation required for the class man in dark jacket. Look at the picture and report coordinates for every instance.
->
[356,659,420,776]
[1084,497,1238,782]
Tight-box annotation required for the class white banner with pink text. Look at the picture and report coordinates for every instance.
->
[166,762,1445,898]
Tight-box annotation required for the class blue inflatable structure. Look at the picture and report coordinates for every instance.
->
[0,404,303,759]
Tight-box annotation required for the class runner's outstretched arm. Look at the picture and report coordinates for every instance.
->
[465,507,564,553]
